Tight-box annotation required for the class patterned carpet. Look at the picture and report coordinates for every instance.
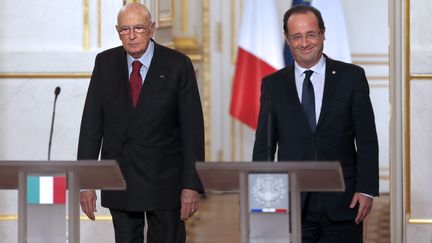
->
[186,193,390,243]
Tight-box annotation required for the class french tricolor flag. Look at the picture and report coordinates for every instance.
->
[27,176,66,204]
[229,0,284,129]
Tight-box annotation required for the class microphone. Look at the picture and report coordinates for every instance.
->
[48,87,61,161]
[266,99,274,162]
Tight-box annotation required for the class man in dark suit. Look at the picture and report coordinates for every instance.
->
[78,3,204,243]
[252,5,378,243]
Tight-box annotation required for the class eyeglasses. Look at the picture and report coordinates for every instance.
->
[288,32,321,43]
[117,24,151,35]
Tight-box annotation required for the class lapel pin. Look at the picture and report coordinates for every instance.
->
[332,70,336,75]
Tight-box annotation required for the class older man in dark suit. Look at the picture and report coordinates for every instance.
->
[253,4,379,243]
[78,3,204,243]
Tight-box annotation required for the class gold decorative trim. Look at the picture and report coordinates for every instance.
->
[203,0,211,160]
[172,37,203,61]
[79,215,112,221]
[188,54,203,62]
[231,0,237,64]
[0,214,112,221]
[84,0,90,50]
[0,73,91,79]
[217,22,223,52]
[405,0,411,217]
[408,219,432,224]
[173,37,199,50]
[240,123,244,161]
[231,118,237,161]
[0,215,18,221]
[411,74,432,80]
[97,0,102,48]
[181,0,189,33]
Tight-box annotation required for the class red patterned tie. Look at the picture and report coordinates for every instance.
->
[130,60,143,107]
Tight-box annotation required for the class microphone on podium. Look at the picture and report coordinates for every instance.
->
[48,86,61,161]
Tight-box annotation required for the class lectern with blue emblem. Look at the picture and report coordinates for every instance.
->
[196,161,344,243]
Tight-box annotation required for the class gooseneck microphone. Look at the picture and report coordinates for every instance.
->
[48,86,61,161]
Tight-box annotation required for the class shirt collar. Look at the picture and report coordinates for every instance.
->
[294,54,326,79]
[127,40,155,69]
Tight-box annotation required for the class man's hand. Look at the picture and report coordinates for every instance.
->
[350,192,373,224]
[80,190,97,221]
[180,188,199,221]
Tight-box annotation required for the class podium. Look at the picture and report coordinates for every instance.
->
[196,161,344,243]
[0,160,126,243]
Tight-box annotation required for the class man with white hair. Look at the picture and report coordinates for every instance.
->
[78,3,204,242]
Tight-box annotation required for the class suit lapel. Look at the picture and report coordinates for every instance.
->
[285,65,302,106]
[284,65,313,134]
[316,57,340,129]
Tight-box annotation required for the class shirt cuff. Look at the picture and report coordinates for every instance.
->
[360,193,375,198]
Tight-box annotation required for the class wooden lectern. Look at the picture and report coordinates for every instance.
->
[0,160,126,243]
[196,161,345,243]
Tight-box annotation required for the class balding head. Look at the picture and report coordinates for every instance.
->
[117,3,152,25]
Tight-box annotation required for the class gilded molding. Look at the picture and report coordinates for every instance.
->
[83,0,89,50]
[217,22,223,52]
[0,215,17,221]
[411,74,432,80]
[181,0,189,33]
[231,0,237,64]
[404,0,411,217]
[173,37,200,50]
[202,0,212,161]
[231,119,237,161]
[408,219,432,224]
[172,37,203,61]
[203,0,211,160]
[98,0,102,48]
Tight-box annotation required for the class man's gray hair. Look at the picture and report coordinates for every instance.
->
[117,3,153,24]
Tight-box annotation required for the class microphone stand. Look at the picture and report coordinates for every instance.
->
[48,87,61,161]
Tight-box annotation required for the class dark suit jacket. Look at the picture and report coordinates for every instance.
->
[78,41,204,212]
[253,56,379,221]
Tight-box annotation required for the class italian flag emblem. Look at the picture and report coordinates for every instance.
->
[27,176,66,204]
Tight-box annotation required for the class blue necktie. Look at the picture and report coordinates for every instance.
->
[302,70,316,131]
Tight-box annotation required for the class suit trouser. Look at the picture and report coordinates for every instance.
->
[301,192,363,243]
[110,209,185,243]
